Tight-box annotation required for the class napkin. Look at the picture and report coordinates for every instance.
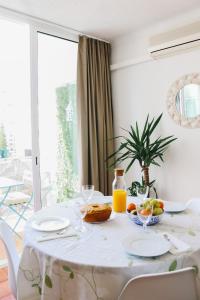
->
[163,232,191,255]
[37,228,78,242]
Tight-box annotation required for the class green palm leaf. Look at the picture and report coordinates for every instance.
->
[107,114,177,193]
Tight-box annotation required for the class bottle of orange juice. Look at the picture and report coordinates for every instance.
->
[112,168,127,213]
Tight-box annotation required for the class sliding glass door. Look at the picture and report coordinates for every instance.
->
[0,13,79,266]
[0,14,79,211]
[37,32,79,206]
[0,18,33,263]
[0,18,33,217]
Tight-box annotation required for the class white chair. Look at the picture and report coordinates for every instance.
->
[62,190,105,207]
[93,191,104,197]
[118,267,198,300]
[0,220,20,298]
[5,170,33,205]
[187,198,200,213]
[73,190,104,199]
[1,171,33,236]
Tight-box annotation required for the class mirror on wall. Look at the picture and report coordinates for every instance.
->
[167,73,200,128]
[175,84,200,119]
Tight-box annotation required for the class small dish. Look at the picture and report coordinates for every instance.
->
[31,216,70,232]
[164,201,186,213]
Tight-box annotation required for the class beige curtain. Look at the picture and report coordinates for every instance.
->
[77,36,114,195]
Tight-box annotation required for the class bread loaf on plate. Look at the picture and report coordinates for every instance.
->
[82,204,112,223]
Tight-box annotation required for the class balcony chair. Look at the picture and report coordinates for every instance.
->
[0,171,33,237]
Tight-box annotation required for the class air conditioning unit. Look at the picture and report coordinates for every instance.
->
[149,21,200,58]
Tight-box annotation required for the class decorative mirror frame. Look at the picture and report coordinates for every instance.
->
[167,73,200,128]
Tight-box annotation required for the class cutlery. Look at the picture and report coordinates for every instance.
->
[37,232,78,242]
[37,227,78,242]
[163,233,178,250]
[41,228,68,238]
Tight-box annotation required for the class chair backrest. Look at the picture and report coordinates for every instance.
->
[0,221,20,297]
[93,191,104,197]
[22,170,33,188]
[73,190,104,199]
[62,190,105,206]
[187,198,200,213]
[119,267,198,300]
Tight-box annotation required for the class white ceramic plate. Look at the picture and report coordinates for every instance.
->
[122,234,171,257]
[31,216,70,232]
[164,201,186,213]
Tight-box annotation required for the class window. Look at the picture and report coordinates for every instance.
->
[38,32,79,205]
[0,14,79,264]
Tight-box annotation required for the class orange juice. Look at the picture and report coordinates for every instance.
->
[113,189,127,212]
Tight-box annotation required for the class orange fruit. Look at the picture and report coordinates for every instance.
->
[140,209,151,216]
[127,203,136,212]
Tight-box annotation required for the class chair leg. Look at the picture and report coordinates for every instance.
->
[1,195,33,238]
[0,216,21,238]
[12,196,33,233]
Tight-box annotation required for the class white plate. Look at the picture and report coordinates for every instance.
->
[31,216,70,232]
[122,234,171,257]
[164,201,186,213]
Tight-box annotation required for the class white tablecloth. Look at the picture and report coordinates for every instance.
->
[17,197,200,300]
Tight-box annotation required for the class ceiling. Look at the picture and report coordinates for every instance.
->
[0,0,200,41]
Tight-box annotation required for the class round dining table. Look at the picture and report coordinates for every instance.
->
[17,196,200,300]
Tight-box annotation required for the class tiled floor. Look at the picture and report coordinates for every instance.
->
[0,268,15,300]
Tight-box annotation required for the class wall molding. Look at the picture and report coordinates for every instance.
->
[110,55,153,71]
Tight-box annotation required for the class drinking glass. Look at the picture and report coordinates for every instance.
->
[82,185,94,203]
[136,204,153,230]
[136,185,149,201]
[73,200,88,233]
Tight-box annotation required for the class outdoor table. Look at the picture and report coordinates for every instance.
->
[0,176,23,192]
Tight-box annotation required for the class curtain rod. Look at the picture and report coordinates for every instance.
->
[0,5,110,44]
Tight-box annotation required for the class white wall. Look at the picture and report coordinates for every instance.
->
[111,31,200,203]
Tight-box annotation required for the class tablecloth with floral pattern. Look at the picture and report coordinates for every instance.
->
[17,199,200,300]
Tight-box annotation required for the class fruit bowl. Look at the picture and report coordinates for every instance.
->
[127,212,163,226]
[127,199,164,226]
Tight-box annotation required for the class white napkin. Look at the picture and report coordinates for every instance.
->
[163,232,191,254]
[37,228,78,242]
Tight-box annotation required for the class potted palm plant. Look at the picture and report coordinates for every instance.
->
[108,114,177,197]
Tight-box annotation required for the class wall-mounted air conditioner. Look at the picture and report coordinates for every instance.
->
[149,21,200,58]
